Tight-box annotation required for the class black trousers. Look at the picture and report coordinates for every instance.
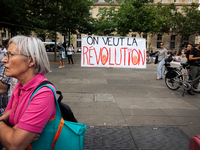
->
[68,55,74,64]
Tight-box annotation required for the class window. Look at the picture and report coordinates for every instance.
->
[161,0,164,2]
[183,37,189,47]
[2,33,6,38]
[105,0,115,2]
[77,41,81,47]
[170,35,176,49]
[108,34,114,36]
[77,34,81,39]
[93,0,98,2]
[150,0,154,3]
[89,9,92,16]
[143,34,147,47]
[99,8,104,16]
[77,34,81,48]
[99,0,104,2]
[188,0,191,2]
[157,34,162,48]
[174,0,177,2]
[1,33,6,45]
[173,9,177,14]
[132,34,136,37]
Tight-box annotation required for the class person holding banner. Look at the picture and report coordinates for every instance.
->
[58,44,65,68]
[156,43,168,80]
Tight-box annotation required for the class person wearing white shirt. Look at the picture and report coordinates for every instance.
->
[67,44,74,64]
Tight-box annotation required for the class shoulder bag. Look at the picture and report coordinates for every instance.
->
[27,84,87,150]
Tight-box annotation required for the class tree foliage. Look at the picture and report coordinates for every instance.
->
[0,0,34,36]
[173,3,200,49]
[92,6,117,36]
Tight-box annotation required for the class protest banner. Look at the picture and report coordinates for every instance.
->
[81,35,146,68]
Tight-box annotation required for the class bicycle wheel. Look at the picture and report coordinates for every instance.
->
[165,71,183,90]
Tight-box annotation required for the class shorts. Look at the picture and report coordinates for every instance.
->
[59,54,63,60]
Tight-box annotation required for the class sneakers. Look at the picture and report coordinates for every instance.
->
[58,66,65,68]
[187,90,194,95]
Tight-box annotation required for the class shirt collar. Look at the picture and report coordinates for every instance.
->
[19,74,46,91]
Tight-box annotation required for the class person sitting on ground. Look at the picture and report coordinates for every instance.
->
[165,51,173,63]
[173,53,182,62]
[0,36,56,149]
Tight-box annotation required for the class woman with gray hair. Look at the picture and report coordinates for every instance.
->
[0,36,56,149]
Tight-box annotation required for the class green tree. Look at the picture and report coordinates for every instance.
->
[173,3,200,53]
[114,0,161,37]
[92,6,117,36]
[148,3,176,50]
[27,0,93,61]
[0,0,34,36]
[60,0,93,44]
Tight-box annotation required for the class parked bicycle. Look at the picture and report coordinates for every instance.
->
[164,62,199,96]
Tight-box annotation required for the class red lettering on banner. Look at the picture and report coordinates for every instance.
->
[128,49,131,66]
[101,47,108,65]
[115,48,122,65]
[82,46,145,67]
[94,47,102,65]
[83,46,88,65]
[109,48,114,65]
[131,49,139,65]
[138,49,145,65]
[120,47,128,65]
[89,46,94,65]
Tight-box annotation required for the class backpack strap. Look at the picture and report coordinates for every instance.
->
[51,118,64,150]
[29,81,63,106]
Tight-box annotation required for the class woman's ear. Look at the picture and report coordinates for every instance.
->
[28,57,35,68]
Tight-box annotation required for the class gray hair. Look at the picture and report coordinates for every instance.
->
[8,36,50,75]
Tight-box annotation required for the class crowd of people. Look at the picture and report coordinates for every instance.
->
[155,42,200,95]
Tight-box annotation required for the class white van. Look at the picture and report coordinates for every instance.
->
[43,42,61,52]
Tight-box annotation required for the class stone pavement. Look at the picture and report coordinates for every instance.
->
[46,53,200,149]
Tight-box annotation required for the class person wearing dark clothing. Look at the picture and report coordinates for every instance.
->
[187,44,200,95]
[182,44,193,66]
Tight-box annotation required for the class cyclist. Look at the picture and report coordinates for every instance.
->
[188,44,200,95]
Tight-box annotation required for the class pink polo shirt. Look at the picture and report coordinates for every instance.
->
[5,74,56,133]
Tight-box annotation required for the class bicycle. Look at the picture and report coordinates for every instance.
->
[164,62,199,96]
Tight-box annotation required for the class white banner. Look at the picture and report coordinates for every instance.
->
[81,35,146,68]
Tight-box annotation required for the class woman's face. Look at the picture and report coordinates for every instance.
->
[1,43,31,79]
[160,43,164,48]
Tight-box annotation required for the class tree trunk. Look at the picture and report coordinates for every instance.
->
[54,1,58,62]
[68,29,71,45]
[176,36,184,55]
